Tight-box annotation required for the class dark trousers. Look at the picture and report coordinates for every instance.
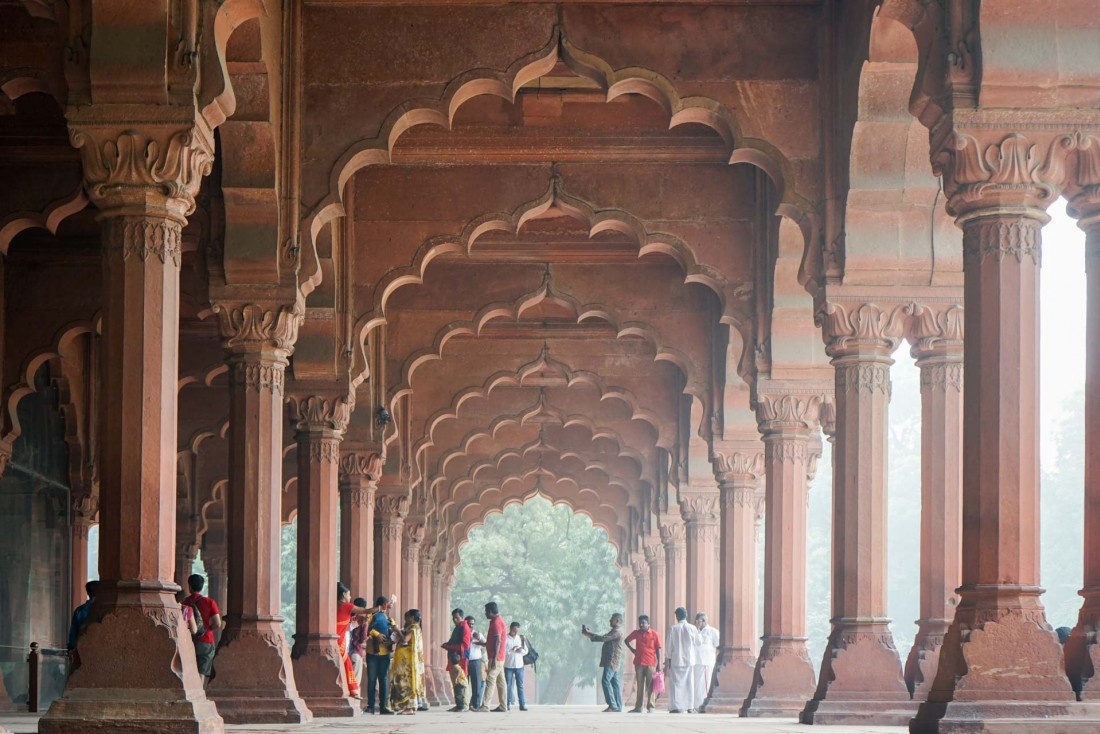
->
[468,659,484,709]
[634,665,655,711]
[366,654,391,710]
[601,666,622,711]
[505,667,526,708]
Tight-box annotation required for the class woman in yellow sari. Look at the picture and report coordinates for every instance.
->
[389,609,425,715]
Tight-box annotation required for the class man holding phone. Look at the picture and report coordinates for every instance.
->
[582,613,625,712]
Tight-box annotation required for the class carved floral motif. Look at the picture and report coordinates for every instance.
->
[69,127,214,215]
[818,301,910,355]
[215,303,303,353]
[920,363,964,394]
[755,392,824,432]
[230,361,285,394]
[713,450,764,485]
[839,362,892,397]
[102,217,183,266]
[962,217,1043,267]
[291,394,352,433]
[340,452,383,481]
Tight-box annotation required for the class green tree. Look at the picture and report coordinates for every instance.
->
[451,497,624,704]
[281,520,297,639]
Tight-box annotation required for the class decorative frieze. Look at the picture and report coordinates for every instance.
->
[920,363,964,394]
[962,218,1043,267]
[229,361,285,393]
[713,449,764,485]
[307,438,340,465]
[101,217,182,266]
[839,362,892,397]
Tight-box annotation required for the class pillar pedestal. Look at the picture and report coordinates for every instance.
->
[803,302,912,725]
[207,312,311,724]
[40,121,223,734]
[741,391,820,718]
[911,136,1095,732]
[289,393,358,719]
[704,447,763,714]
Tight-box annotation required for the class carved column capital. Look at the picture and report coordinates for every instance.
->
[659,519,687,551]
[932,129,1092,219]
[340,451,382,482]
[680,492,720,526]
[818,301,911,357]
[418,541,436,568]
[289,393,352,435]
[213,302,303,356]
[1068,135,1100,243]
[203,551,228,575]
[908,302,965,362]
[69,122,214,218]
[376,493,410,522]
[71,494,99,529]
[755,384,828,436]
[644,541,665,567]
[713,448,764,487]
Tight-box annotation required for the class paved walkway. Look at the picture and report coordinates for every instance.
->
[1,707,909,734]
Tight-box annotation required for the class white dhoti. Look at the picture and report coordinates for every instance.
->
[692,663,713,709]
[667,665,695,712]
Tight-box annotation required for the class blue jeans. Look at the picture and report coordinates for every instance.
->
[505,667,526,708]
[601,666,622,711]
[468,659,484,709]
[366,655,390,710]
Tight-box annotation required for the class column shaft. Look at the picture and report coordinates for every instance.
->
[290,396,357,718]
[705,470,761,712]
[1069,206,1100,696]
[913,208,1076,732]
[41,130,223,731]
[646,544,667,640]
[210,337,309,722]
[803,318,911,724]
[661,521,687,627]
[338,452,379,602]
[905,334,963,699]
[682,493,720,622]
[401,524,424,615]
[742,428,816,717]
[375,491,408,601]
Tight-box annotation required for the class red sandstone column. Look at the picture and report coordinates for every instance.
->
[40,123,223,734]
[289,392,358,718]
[338,450,380,601]
[802,302,911,725]
[682,492,720,622]
[645,541,667,638]
[704,448,764,713]
[439,571,455,706]
[633,555,650,617]
[419,543,443,706]
[374,487,408,601]
[1065,185,1100,697]
[401,522,424,615]
[661,518,687,623]
[69,495,97,611]
[741,391,818,717]
[206,303,311,723]
[911,133,1079,733]
[904,307,964,699]
[204,549,229,641]
[621,568,637,697]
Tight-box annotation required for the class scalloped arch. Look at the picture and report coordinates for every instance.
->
[302,28,816,317]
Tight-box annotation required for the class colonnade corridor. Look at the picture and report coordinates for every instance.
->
[3,2,1100,734]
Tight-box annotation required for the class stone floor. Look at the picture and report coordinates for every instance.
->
[0,707,910,734]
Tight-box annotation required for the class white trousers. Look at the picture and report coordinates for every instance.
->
[693,663,714,709]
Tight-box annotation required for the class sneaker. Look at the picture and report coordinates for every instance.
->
[628,708,642,713]
[492,707,507,713]
[519,706,528,711]
[474,706,490,713]
[380,708,394,715]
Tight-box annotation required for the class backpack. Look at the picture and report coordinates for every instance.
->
[186,599,207,641]
[522,636,539,670]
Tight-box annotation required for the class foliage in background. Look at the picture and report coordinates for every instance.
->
[451,497,624,704]
[1041,386,1085,630]
[281,520,297,639]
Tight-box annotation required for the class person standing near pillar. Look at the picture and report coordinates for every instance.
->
[480,601,508,712]
[692,612,719,712]
[624,614,662,713]
[443,608,471,711]
[466,615,487,711]
[665,607,699,713]
[365,595,397,714]
[582,612,625,712]
[183,574,224,688]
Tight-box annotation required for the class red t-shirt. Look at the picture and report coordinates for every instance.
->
[183,593,219,644]
[625,628,661,667]
[486,615,507,662]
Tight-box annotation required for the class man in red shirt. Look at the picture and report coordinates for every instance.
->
[624,614,662,713]
[477,601,508,712]
[183,574,223,686]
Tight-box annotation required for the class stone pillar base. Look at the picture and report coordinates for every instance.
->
[905,620,950,699]
[740,638,815,717]
[910,701,1100,734]
[911,590,1081,733]
[801,624,911,725]
[39,584,223,734]
[291,636,359,718]
[207,621,312,724]
[702,648,755,713]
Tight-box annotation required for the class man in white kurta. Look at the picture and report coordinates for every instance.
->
[665,607,699,713]
[693,612,720,710]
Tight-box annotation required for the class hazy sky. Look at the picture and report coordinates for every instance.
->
[1040,198,1087,463]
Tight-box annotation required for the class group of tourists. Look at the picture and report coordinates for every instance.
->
[583,608,719,713]
[338,585,427,715]
[443,601,536,712]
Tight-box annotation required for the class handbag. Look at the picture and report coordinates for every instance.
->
[651,669,666,696]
